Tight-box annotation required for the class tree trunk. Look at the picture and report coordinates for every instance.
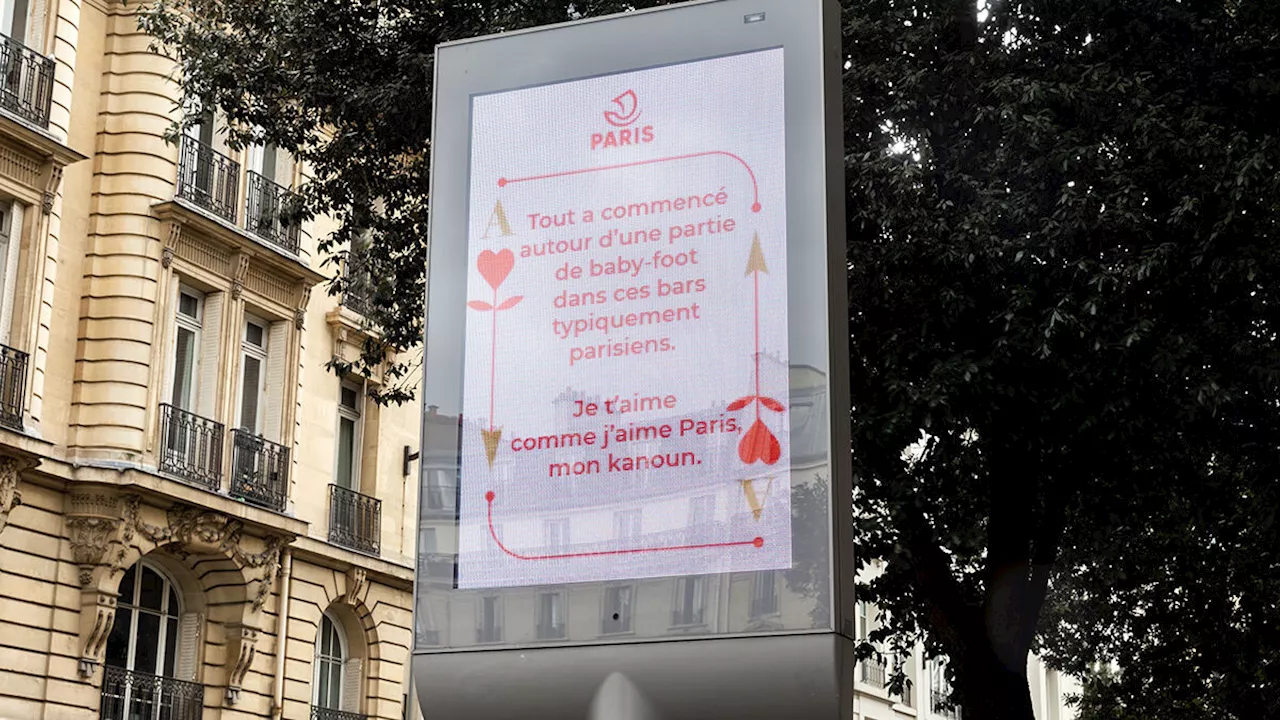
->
[958,641,1036,720]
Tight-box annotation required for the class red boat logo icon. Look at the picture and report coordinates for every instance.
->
[604,90,641,127]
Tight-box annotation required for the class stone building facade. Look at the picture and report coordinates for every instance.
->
[0,1,421,718]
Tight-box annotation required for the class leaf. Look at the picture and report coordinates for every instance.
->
[759,397,785,412]
[467,301,493,311]
[727,396,755,411]
[496,295,523,310]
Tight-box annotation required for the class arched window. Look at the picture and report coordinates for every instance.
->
[100,560,203,720]
[105,561,182,677]
[313,612,362,715]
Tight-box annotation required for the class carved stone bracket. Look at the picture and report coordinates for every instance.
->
[76,589,118,678]
[42,165,63,214]
[224,622,259,704]
[343,567,367,606]
[0,457,29,537]
[66,493,123,587]
[294,285,312,330]
[161,219,184,269]
[231,253,250,299]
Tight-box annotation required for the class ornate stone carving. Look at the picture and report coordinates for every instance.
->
[294,285,312,330]
[161,221,183,269]
[344,567,367,606]
[0,457,23,536]
[67,516,121,587]
[77,591,118,677]
[231,254,250,299]
[42,165,63,214]
[224,623,259,704]
[237,534,289,612]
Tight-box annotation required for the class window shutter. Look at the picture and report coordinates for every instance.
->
[262,321,288,441]
[0,202,23,345]
[341,658,363,713]
[196,293,223,419]
[175,612,203,681]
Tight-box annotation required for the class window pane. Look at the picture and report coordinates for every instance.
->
[328,660,343,708]
[178,292,200,320]
[172,327,197,410]
[336,417,355,489]
[240,356,261,430]
[119,565,138,605]
[104,609,132,669]
[317,659,332,708]
[245,321,264,348]
[133,612,162,675]
[139,567,164,611]
[340,385,358,410]
[167,587,180,616]
[163,616,178,678]
[320,616,333,656]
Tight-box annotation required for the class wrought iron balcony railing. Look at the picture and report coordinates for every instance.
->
[310,706,366,720]
[860,659,887,689]
[158,404,224,491]
[245,170,302,254]
[536,622,566,640]
[671,608,705,627]
[328,483,381,555]
[0,343,27,431]
[341,251,374,318]
[230,429,289,512]
[99,666,204,720]
[476,625,503,643]
[0,34,54,128]
[176,134,240,224]
[899,678,914,708]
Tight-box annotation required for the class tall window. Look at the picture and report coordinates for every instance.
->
[602,585,634,634]
[334,381,362,490]
[171,289,202,412]
[0,200,23,347]
[536,592,566,640]
[237,316,268,433]
[672,576,707,626]
[0,0,28,42]
[313,613,347,711]
[477,596,502,643]
[750,570,778,617]
[104,562,183,678]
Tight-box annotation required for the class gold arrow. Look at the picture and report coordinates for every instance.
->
[744,232,769,276]
[481,428,503,469]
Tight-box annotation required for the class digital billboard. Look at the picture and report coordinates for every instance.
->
[458,48,791,589]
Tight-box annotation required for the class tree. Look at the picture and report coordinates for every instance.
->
[140,0,1280,718]
[845,1,1279,718]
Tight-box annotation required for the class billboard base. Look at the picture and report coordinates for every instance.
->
[414,632,854,720]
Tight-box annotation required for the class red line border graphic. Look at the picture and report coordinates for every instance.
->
[486,491,764,561]
[498,151,764,213]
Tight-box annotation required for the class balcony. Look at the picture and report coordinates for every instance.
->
[158,404,224,491]
[311,707,366,720]
[230,430,289,512]
[99,666,204,720]
[328,484,381,555]
[176,135,239,224]
[0,34,54,128]
[245,170,302,254]
[0,344,27,431]
[899,678,914,708]
[860,658,887,689]
[340,251,374,318]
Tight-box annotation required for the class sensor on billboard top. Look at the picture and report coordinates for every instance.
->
[459,49,791,590]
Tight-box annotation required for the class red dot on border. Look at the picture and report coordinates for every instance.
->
[753,537,765,548]
[485,491,496,502]
[497,178,507,187]
[751,202,762,213]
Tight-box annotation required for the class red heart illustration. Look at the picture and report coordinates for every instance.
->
[477,249,515,291]
[739,419,781,465]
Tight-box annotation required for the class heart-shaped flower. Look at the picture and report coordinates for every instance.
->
[738,419,781,465]
[477,249,515,291]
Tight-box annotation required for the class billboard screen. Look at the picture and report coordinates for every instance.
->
[458,48,791,589]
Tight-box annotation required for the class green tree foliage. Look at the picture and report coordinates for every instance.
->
[140,0,1280,717]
